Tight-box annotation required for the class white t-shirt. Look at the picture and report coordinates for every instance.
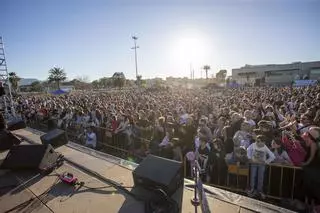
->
[85,132,97,148]
[247,143,275,164]
[180,113,189,124]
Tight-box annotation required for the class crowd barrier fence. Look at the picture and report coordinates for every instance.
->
[183,157,303,201]
[26,119,303,201]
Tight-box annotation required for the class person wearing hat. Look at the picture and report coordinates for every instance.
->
[253,120,275,147]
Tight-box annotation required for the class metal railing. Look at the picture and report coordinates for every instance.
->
[183,156,303,201]
[27,119,152,162]
[27,118,303,201]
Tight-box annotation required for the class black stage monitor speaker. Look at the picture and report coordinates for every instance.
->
[0,130,21,152]
[47,118,57,131]
[132,155,183,196]
[7,119,26,131]
[0,144,59,170]
[40,129,68,148]
[0,84,4,96]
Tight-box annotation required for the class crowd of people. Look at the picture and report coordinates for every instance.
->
[9,85,320,212]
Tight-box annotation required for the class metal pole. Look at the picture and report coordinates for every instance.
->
[134,39,138,79]
[191,161,200,213]
[132,36,139,81]
[191,142,200,212]
[0,36,15,118]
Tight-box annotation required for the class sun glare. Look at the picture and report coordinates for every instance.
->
[174,37,206,67]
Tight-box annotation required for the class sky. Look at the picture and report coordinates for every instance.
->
[1,0,320,81]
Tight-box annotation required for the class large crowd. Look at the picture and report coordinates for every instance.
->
[9,85,320,211]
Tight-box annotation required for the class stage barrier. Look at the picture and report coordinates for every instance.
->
[27,119,304,201]
[183,156,303,201]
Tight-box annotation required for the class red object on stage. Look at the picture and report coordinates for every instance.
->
[60,172,78,185]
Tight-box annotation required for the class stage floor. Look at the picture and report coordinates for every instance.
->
[0,128,296,213]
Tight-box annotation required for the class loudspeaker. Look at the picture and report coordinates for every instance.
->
[6,119,26,131]
[0,130,21,152]
[0,144,59,170]
[47,118,57,131]
[0,85,4,96]
[132,155,183,196]
[40,129,68,148]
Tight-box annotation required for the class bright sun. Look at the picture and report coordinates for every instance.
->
[174,37,206,66]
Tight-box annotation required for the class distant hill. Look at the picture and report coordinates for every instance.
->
[18,78,39,86]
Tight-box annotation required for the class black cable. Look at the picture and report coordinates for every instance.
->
[62,158,181,213]
[3,156,64,213]
[63,158,144,201]
[13,136,179,212]
[63,159,181,213]
[3,176,59,213]
[51,170,134,190]
[76,181,134,190]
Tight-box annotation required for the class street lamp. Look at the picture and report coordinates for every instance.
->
[131,36,139,81]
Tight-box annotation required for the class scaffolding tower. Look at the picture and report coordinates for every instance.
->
[0,36,15,118]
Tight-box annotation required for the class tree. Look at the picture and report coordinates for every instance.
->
[155,78,163,88]
[203,65,211,80]
[136,75,142,86]
[92,80,100,89]
[48,67,67,89]
[8,72,21,93]
[69,79,91,90]
[100,77,113,88]
[112,72,126,88]
[30,81,43,92]
[41,80,51,92]
[216,70,227,82]
[226,77,231,85]
[140,79,147,88]
[76,75,90,83]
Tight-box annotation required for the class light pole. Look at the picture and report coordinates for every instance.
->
[131,36,139,81]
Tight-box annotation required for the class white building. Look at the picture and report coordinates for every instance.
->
[232,61,320,85]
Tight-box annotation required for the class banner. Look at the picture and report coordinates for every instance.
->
[293,80,317,87]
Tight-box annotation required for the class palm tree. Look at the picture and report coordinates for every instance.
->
[48,67,67,89]
[203,65,211,80]
[112,72,126,88]
[8,72,21,93]
[216,69,227,82]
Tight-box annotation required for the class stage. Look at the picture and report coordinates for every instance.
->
[0,128,296,213]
